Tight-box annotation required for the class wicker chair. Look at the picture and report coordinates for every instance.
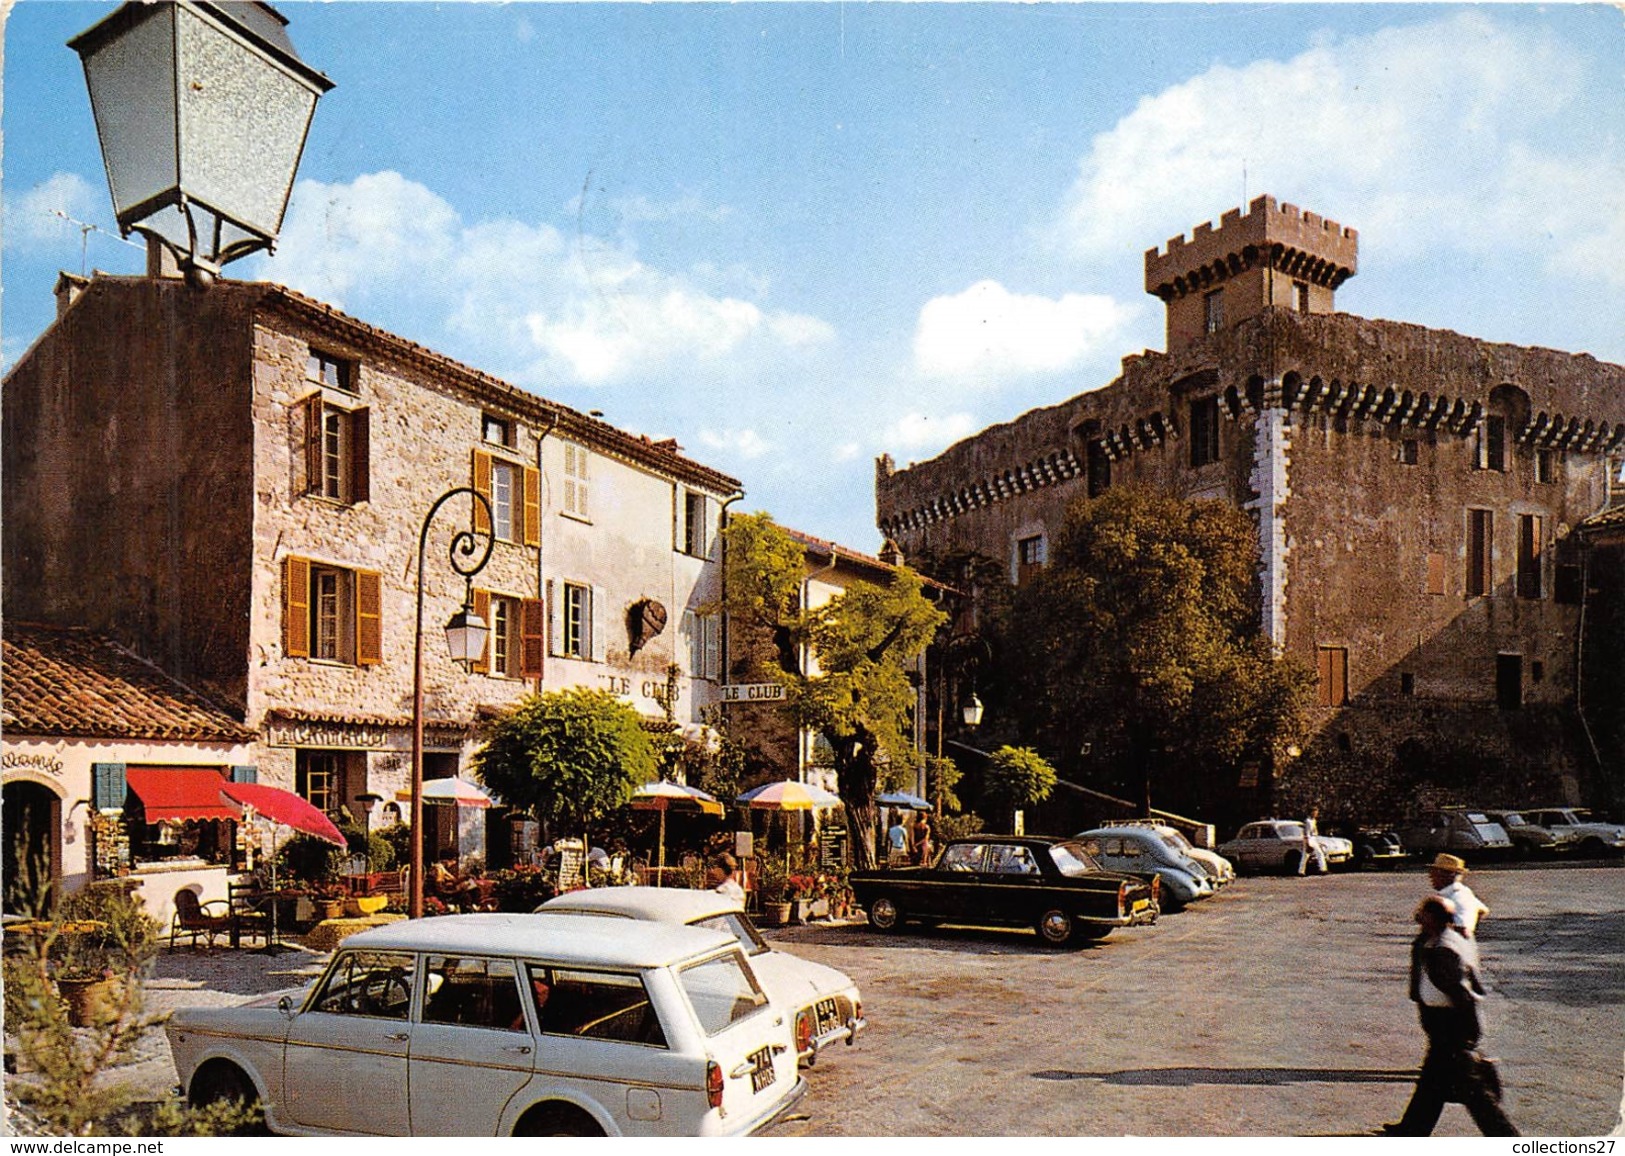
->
[170,889,232,951]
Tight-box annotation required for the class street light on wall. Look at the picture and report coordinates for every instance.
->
[69,1,333,287]
[409,488,495,919]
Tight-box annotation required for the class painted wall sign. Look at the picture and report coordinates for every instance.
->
[719,683,787,703]
[3,751,65,777]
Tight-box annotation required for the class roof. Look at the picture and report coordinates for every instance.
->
[539,885,742,923]
[783,526,954,593]
[1,622,254,743]
[342,911,738,966]
[1576,504,1625,535]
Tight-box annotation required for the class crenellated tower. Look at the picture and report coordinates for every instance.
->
[1145,195,1358,352]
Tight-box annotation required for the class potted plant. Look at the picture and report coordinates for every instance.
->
[754,858,791,925]
[786,874,819,924]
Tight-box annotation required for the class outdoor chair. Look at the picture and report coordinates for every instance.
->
[226,879,273,949]
[170,888,232,951]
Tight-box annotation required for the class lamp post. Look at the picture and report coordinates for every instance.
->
[410,488,494,919]
[68,1,332,286]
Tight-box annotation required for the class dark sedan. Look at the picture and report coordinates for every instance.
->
[848,835,1159,948]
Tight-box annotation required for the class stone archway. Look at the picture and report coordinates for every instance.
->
[3,779,62,915]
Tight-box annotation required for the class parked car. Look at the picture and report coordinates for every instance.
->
[848,835,1158,948]
[1216,820,1354,874]
[1075,827,1213,910]
[1476,810,1573,857]
[1112,821,1235,887]
[536,886,864,1065]
[1398,810,1513,858]
[1522,808,1625,856]
[1346,827,1408,870]
[168,913,807,1136]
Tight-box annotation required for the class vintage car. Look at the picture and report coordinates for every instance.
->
[1346,827,1408,869]
[1112,820,1235,887]
[1075,827,1213,910]
[537,886,863,1064]
[848,835,1158,947]
[1522,808,1625,856]
[1398,810,1513,858]
[168,913,807,1136]
[1477,810,1573,857]
[1215,819,1354,874]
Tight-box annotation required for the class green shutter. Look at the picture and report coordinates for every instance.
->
[92,763,128,811]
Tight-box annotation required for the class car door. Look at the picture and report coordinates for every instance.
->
[408,955,536,1135]
[283,949,415,1134]
[978,843,1043,923]
[917,842,988,920]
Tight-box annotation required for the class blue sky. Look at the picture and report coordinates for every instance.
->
[6,2,1624,551]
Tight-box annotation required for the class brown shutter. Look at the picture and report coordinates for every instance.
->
[470,588,492,674]
[522,465,541,547]
[520,597,546,678]
[472,449,493,535]
[302,395,323,495]
[351,408,370,504]
[355,569,382,665]
[283,556,311,657]
[1425,552,1447,596]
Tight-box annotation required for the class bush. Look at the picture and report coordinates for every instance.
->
[488,866,558,912]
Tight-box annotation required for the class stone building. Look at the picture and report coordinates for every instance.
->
[3,272,739,881]
[875,196,1625,825]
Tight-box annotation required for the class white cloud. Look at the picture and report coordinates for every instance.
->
[914,279,1137,382]
[832,441,863,462]
[1052,12,1625,287]
[2,172,103,251]
[697,427,773,459]
[885,411,978,454]
[260,171,834,385]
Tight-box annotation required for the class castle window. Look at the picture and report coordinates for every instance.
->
[1496,654,1522,711]
[1535,449,1558,484]
[1087,441,1111,498]
[1190,397,1220,468]
[1554,564,1583,605]
[1400,672,1416,696]
[1466,509,1493,597]
[1293,281,1310,314]
[1016,535,1046,587]
[1399,439,1419,466]
[1203,289,1224,334]
[1473,417,1506,472]
[1516,514,1543,599]
[1316,646,1349,707]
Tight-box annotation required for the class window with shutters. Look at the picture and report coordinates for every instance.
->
[562,582,591,659]
[562,442,590,520]
[684,610,721,680]
[1203,289,1224,334]
[471,450,540,546]
[1316,646,1349,707]
[1516,514,1543,599]
[1473,417,1506,472]
[472,590,544,678]
[283,556,382,665]
[682,491,710,557]
[301,397,370,505]
[1015,535,1046,587]
[1466,509,1493,597]
[307,349,356,393]
[1190,396,1221,468]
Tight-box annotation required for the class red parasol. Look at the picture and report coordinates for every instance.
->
[221,782,346,848]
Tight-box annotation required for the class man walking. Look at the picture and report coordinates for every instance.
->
[1428,853,1488,937]
[1382,896,1518,1136]
[1297,808,1327,876]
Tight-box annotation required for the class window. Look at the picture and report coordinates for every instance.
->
[1086,441,1111,498]
[682,491,711,557]
[1316,646,1349,707]
[1203,288,1224,334]
[560,582,592,659]
[282,556,382,664]
[563,441,590,519]
[471,591,544,678]
[1473,416,1506,471]
[1516,514,1543,599]
[536,965,669,1046]
[1016,535,1046,587]
[677,953,767,1037]
[311,951,416,1020]
[1466,509,1493,597]
[1531,659,1545,683]
[307,349,355,393]
[301,397,369,504]
[1554,564,1583,605]
[1535,449,1558,485]
[1293,281,1310,314]
[471,451,539,545]
[482,413,514,448]
[297,750,341,814]
[422,956,524,1032]
[1400,672,1416,696]
[1398,439,1419,465]
[684,610,721,680]
[1497,654,1522,711]
[1425,552,1448,597]
[1190,396,1221,468]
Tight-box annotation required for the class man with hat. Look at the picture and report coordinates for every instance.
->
[1428,854,1488,937]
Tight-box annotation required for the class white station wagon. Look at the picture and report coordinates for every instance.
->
[538,886,865,1064]
[168,913,807,1136]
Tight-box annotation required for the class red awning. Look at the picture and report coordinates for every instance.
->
[124,768,239,823]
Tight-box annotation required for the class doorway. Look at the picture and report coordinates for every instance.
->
[4,780,61,915]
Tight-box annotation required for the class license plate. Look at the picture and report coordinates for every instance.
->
[749,1047,776,1093]
[1131,898,1150,912]
[815,997,840,1033]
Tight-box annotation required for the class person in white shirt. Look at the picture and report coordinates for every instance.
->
[710,852,745,902]
[1428,853,1488,937]
[1297,809,1327,876]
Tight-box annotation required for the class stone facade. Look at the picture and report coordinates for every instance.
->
[875,198,1625,827]
[4,273,739,864]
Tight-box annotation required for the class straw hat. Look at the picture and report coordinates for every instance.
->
[1429,853,1468,874]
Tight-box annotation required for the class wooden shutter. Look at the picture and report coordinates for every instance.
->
[520,597,546,677]
[355,569,383,665]
[547,579,561,656]
[471,588,492,674]
[350,408,370,504]
[472,449,493,535]
[522,465,541,547]
[229,766,259,784]
[283,555,311,657]
[590,585,607,662]
[301,395,323,495]
[91,763,128,811]
[703,614,721,680]
[1425,552,1447,596]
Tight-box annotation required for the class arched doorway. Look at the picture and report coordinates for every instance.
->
[4,780,62,915]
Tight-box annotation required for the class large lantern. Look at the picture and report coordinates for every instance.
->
[69,1,333,284]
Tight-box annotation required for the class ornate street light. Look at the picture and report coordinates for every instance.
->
[410,488,494,918]
[961,694,985,728]
[69,1,333,286]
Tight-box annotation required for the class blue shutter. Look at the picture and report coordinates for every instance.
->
[91,763,127,811]
[230,765,259,784]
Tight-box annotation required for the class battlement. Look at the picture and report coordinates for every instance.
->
[1145,195,1358,298]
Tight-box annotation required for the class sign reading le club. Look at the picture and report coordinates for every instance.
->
[720,683,787,704]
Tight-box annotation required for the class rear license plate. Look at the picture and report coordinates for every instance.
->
[1131,898,1150,912]
[749,1047,776,1093]
[815,997,840,1033]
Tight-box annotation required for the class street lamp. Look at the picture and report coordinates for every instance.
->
[410,488,495,918]
[69,1,333,286]
[961,694,985,728]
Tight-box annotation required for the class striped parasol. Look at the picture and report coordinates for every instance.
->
[630,781,726,886]
[736,780,843,810]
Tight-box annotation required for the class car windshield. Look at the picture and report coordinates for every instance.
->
[1500,814,1527,827]
[677,950,768,1036]
[1277,822,1305,840]
[692,911,770,957]
[1161,831,1192,852]
[1048,841,1103,877]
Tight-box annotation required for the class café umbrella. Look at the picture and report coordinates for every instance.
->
[629,781,725,887]
[394,778,495,808]
[736,780,843,870]
[876,791,934,812]
[220,782,346,953]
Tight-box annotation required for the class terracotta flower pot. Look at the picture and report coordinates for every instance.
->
[762,901,792,926]
[320,899,347,921]
[57,976,123,1027]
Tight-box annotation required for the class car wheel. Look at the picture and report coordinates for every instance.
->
[188,1062,265,1133]
[1580,836,1609,857]
[867,895,904,932]
[514,1103,606,1136]
[1035,907,1076,947]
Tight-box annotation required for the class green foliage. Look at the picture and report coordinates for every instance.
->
[925,753,963,814]
[933,810,985,843]
[487,865,558,912]
[982,746,1058,827]
[474,688,655,834]
[273,817,389,883]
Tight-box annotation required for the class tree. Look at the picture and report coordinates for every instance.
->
[720,512,946,869]
[981,745,1057,830]
[1004,487,1314,825]
[473,688,655,851]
